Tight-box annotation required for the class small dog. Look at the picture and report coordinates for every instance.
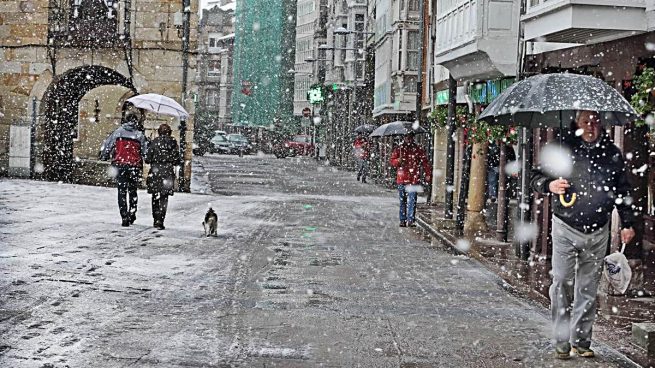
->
[203,207,218,237]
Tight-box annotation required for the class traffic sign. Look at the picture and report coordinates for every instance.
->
[307,84,324,105]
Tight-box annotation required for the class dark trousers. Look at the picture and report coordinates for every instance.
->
[152,193,169,225]
[116,166,141,220]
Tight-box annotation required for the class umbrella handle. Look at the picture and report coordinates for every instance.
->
[559,193,576,207]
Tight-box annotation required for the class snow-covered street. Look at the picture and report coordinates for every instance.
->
[0,154,637,367]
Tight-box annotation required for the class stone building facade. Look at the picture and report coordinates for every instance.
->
[0,0,198,189]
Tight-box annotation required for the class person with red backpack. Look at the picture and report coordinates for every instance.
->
[389,132,432,227]
[100,113,149,227]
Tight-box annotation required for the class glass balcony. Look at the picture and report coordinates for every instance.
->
[434,0,519,80]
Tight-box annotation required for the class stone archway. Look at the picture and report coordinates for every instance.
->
[41,65,135,181]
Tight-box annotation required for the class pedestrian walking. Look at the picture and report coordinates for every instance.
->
[100,113,148,227]
[389,132,432,227]
[353,133,370,183]
[530,110,635,359]
[145,124,182,230]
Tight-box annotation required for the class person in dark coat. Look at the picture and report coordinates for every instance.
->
[100,113,148,227]
[145,124,182,230]
[530,110,635,359]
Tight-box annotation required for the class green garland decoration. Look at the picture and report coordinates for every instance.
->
[630,67,655,128]
[428,106,518,145]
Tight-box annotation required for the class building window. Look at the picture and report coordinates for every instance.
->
[354,13,365,54]
[298,0,316,16]
[209,37,216,48]
[208,60,221,77]
[408,0,419,11]
[405,76,417,93]
[206,90,218,106]
[356,60,365,80]
[406,31,419,71]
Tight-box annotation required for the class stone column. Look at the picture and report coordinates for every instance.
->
[464,141,489,235]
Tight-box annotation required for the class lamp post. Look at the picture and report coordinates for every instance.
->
[319,27,373,166]
[178,0,191,192]
[304,55,326,161]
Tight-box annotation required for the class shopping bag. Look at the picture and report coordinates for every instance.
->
[603,243,632,295]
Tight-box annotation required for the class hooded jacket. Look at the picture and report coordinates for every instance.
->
[353,137,370,160]
[390,140,432,185]
[530,131,635,233]
[100,121,148,167]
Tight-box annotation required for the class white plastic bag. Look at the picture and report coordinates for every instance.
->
[603,244,632,295]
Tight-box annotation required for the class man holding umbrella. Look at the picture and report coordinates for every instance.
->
[390,132,432,227]
[530,110,635,359]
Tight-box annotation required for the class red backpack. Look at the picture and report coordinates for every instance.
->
[114,138,143,166]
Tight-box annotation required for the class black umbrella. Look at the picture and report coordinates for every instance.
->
[478,73,639,128]
[353,124,377,134]
[369,121,427,138]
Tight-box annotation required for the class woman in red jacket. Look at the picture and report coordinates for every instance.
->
[389,133,432,227]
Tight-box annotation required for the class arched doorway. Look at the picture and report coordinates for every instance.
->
[41,65,135,181]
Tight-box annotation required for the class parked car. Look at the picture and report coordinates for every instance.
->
[285,134,314,156]
[210,134,236,154]
[273,139,296,158]
[227,134,253,155]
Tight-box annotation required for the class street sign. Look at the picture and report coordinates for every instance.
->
[307,84,324,105]
[302,107,311,117]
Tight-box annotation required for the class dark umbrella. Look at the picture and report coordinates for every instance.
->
[478,73,639,128]
[369,121,427,138]
[353,124,377,134]
[477,73,639,253]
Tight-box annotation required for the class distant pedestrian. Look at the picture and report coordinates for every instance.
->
[530,110,635,359]
[100,113,148,227]
[390,132,432,227]
[353,133,370,183]
[145,124,182,230]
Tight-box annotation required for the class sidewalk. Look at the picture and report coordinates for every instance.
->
[416,203,655,368]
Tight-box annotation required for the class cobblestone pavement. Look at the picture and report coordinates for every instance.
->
[0,154,639,367]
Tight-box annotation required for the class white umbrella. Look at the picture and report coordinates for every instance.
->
[127,93,189,119]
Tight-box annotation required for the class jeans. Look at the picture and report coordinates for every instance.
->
[116,166,141,220]
[550,216,608,349]
[487,166,499,199]
[398,184,418,223]
[356,158,369,180]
